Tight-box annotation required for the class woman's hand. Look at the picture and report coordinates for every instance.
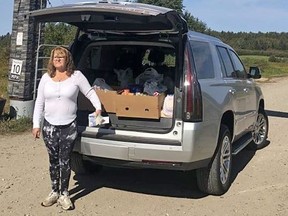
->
[95,109,102,116]
[32,128,40,140]
[95,109,103,125]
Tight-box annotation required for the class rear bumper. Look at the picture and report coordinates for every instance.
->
[74,121,216,171]
[76,136,184,161]
[74,135,210,171]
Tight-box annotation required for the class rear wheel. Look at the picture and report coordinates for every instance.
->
[248,109,269,150]
[71,152,102,175]
[196,124,232,195]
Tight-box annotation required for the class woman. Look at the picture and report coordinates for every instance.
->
[32,46,101,210]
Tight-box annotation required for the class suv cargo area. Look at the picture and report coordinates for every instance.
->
[75,40,178,132]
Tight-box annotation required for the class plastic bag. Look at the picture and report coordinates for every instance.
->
[114,68,133,88]
[161,94,174,118]
[135,67,163,85]
[92,78,113,90]
[88,113,104,127]
[137,68,167,95]
[143,80,167,96]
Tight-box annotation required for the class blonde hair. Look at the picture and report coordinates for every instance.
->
[47,46,75,77]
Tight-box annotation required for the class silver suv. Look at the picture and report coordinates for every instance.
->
[30,1,268,195]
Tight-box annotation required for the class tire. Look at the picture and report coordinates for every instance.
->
[71,152,102,175]
[196,124,232,195]
[248,109,269,150]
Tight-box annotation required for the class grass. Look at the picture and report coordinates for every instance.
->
[0,65,32,134]
[0,64,10,115]
[240,55,288,78]
[0,116,32,135]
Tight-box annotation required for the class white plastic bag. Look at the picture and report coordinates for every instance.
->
[114,67,133,88]
[88,113,104,127]
[92,78,113,90]
[161,94,174,118]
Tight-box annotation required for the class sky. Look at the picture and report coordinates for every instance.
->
[1,0,288,36]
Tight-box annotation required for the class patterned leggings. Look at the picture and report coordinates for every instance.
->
[42,119,78,195]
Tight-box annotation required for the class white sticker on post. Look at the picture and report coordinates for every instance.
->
[16,32,23,46]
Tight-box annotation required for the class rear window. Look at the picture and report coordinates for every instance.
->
[189,40,214,79]
[76,43,176,91]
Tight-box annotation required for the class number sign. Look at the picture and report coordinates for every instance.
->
[9,59,23,81]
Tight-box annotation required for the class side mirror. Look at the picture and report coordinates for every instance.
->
[248,66,262,79]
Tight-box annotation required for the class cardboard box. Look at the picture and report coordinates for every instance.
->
[115,94,165,119]
[78,88,166,119]
[95,89,117,113]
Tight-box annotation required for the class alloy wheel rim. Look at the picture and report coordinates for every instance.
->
[252,113,267,145]
[220,136,231,185]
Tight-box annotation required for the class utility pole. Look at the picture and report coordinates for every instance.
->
[8,0,46,118]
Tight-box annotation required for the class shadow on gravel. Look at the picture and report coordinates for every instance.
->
[70,167,205,202]
[70,142,268,204]
[231,149,256,183]
[231,138,270,183]
[266,109,288,118]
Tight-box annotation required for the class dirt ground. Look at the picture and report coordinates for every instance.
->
[1,77,288,216]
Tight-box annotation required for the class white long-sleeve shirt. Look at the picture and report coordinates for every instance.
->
[33,70,101,128]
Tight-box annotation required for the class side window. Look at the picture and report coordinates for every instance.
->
[217,46,235,77]
[229,50,246,79]
[189,40,214,79]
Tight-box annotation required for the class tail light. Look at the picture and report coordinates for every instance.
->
[183,44,203,122]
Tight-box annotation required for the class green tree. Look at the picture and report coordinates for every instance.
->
[182,11,207,33]
[44,23,77,46]
[0,33,11,69]
[137,0,207,32]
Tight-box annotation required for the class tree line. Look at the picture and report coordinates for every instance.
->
[0,34,11,67]
[208,31,288,57]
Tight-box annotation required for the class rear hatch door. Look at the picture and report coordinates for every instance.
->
[28,2,188,34]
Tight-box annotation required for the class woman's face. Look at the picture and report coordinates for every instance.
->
[53,50,66,71]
